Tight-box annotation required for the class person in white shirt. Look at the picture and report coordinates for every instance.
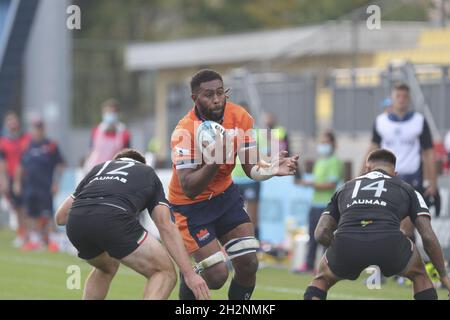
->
[361,83,437,242]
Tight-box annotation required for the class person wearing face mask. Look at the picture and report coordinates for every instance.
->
[0,111,31,248]
[83,99,131,173]
[296,131,343,273]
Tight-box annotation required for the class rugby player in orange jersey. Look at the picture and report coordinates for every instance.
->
[169,69,299,300]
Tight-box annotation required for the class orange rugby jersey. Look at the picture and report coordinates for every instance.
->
[169,102,256,205]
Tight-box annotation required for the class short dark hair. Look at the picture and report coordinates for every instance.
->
[190,69,223,93]
[113,148,146,164]
[3,110,18,122]
[324,130,336,146]
[393,83,410,93]
[102,98,120,111]
[367,149,396,167]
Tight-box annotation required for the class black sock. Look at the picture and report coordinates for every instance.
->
[304,286,327,300]
[179,272,196,300]
[228,278,255,300]
[414,288,438,300]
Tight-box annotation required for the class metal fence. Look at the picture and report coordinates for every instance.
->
[166,71,317,145]
[331,64,450,136]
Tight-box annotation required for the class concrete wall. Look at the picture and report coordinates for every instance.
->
[23,0,72,162]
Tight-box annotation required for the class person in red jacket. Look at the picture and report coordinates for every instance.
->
[83,99,131,173]
[0,111,31,247]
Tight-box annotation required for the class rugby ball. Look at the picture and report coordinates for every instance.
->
[195,120,225,153]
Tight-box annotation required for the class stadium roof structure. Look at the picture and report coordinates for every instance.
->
[125,21,428,71]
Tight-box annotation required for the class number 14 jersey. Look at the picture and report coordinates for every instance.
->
[323,169,431,235]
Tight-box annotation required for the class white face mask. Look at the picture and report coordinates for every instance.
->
[317,143,332,157]
[102,112,118,125]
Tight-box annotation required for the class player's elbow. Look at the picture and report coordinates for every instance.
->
[314,231,325,245]
[314,228,330,246]
[157,223,174,238]
[158,221,180,244]
[55,211,66,226]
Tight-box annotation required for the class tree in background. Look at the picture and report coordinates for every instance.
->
[72,0,430,127]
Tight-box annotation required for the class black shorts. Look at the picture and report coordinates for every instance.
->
[171,183,251,254]
[325,232,414,280]
[66,205,147,260]
[23,191,53,218]
[236,182,260,202]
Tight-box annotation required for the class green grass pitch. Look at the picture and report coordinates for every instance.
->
[0,229,447,300]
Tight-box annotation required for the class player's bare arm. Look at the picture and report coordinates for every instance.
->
[177,165,219,199]
[414,215,450,294]
[55,195,74,226]
[239,147,299,181]
[151,204,210,300]
[314,214,337,247]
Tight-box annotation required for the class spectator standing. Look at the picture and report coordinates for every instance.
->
[362,83,437,242]
[15,118,64,252]
[83,99,131,173]
[0,111,31,247]
[297,131,343,273]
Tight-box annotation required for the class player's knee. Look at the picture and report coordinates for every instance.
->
[203,264,229,290]
[208,274,228,290]
[224,236,259,277]
[97,265,118,277]
[233,253,259,277]
[403,263,427,281]
[163,268,177,290]
[94,259,120,276]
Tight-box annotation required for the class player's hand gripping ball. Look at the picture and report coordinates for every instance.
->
[195,120,226,154]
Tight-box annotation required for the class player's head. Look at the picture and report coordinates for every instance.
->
[113,148,146,164]
[317,130,336,157]
[365,149,396,175]
[101,99,120,125]
[391,83,410,113]
[190,69,227,122]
